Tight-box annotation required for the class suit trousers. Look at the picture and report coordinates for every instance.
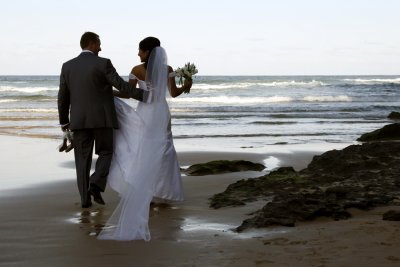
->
[73,128,113,205]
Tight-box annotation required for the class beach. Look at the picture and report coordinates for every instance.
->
[2,0,400,264]
[1,135,399,267]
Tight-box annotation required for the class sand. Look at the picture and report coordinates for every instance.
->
[0,135,399,267]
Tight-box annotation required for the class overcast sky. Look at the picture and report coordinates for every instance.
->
[1,0,400,75]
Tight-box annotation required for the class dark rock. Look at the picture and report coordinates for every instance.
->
[357,123,400,142]
[303,142,400,180]
[382,210,400,221]
[210,141,400,231]
[184,160,265,176]
[388,111,400,120]
[236,216,296,232]
[209,167,300,209]
[209,194,247,209]
[270,166,296,175]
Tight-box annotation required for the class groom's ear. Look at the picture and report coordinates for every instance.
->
[85,40,101,54]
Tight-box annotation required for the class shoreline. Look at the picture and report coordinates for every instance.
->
[0,134,350,192]
[1,135,399,266]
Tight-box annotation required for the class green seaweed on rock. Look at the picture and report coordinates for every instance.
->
[184,160,265,176]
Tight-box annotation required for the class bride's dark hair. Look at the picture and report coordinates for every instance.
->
[139,37,161,69]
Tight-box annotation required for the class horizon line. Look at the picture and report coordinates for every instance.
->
[1,74,400,77]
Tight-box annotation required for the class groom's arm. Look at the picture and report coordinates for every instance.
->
[58,65,71,127]
[104,59,150,102]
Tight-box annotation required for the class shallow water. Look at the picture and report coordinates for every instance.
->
[1,75,398,153]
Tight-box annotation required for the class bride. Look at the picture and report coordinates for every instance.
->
[98,37,192,241]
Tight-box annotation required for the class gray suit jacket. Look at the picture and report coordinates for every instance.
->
[58,52,144,130]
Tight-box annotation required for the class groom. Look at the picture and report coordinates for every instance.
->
[58,32,149,208]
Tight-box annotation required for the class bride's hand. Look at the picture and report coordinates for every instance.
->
[182,78,193,93]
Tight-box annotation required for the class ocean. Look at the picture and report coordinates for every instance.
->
[0,75,399,153]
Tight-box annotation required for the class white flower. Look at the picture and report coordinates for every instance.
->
[174,62,199,91]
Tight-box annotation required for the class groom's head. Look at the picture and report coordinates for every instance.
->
[80,32,101,56]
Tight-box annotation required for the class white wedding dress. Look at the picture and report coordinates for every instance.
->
[98,47,184,241]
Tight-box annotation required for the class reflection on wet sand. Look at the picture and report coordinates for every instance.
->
[67,209,106,236]
[181,218,237,232]
[150,202,179,214]
[67,203,182,238]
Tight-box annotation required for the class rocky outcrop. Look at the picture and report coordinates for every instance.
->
[383,210,400,221]
[388,111,400,120]
[184,160,265,176]
[210,167,299,209]
[209,141,400,232]
[357,123,400,142]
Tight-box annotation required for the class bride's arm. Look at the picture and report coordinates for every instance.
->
[168,66,192,98]
[113,68,140,99]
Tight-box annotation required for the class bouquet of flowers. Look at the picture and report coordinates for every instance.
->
[175,62,198,93]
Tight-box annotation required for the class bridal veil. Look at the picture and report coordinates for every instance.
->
[98,47,180,241]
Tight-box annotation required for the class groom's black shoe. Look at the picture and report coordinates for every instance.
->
[89,184,105,205]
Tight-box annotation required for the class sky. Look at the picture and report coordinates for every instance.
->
[1,0,400,75]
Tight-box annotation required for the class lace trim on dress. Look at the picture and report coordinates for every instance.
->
[129,73,152,93]
[128,73,137,80]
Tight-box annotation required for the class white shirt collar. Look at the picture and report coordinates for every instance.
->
[81,49,94,54]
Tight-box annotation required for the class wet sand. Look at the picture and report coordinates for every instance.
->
[0,135,399,267]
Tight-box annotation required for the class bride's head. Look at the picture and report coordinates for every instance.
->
[138,37,161,68]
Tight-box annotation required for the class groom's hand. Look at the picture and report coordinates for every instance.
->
[61,123,70,131]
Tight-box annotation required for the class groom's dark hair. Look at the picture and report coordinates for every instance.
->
[139,37,161,69]
[80,32,100,49]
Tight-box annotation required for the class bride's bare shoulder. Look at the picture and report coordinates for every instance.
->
[131,64,146,80]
